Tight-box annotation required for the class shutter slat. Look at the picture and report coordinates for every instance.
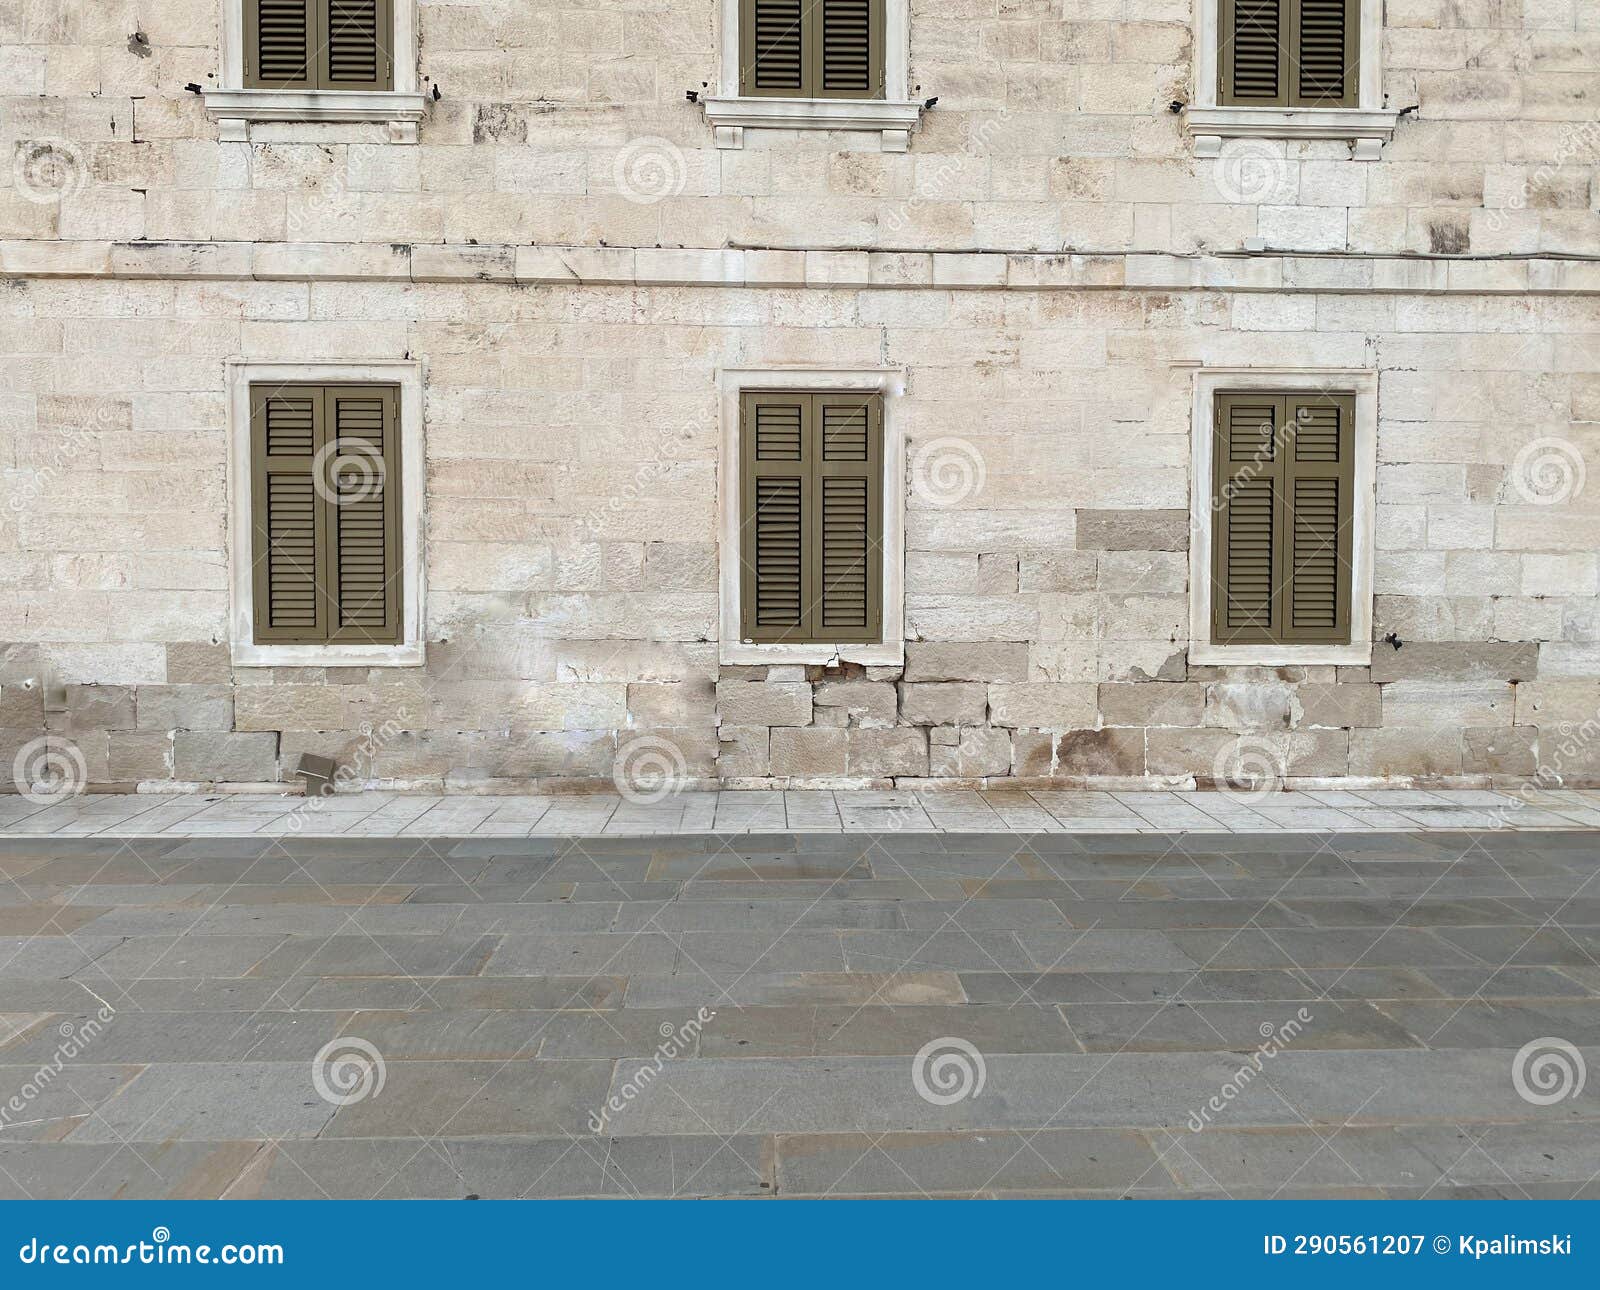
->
[821,401,869,461]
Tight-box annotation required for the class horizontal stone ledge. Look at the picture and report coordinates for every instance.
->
[3,240,1599,295]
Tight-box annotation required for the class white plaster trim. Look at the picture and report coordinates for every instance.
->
[208,0,423,140]
[1187,367,1377,668]
[708,0,917,148]
[1190,0,1393,156]
[226,359,426,668]
[718,367,907,667]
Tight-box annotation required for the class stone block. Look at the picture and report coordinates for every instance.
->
[770,728,848,777]
[65,685,135,733]
[1011,731,1055,778]
[1348,729,1464,778]
[1019,551,1098,592]
[899,682,987,726]
[928,727,1012,777]
[1286,730,1349,777]
[106,732,172,781]
[1056,728,1145,777]
[987,683,1097,730]
[1513,681,1600,727]
[1382,682,1514,727]
[714,681,812,727]
[1145,728,1235,777]
[625,680,715,727]
[1292,683,1383,729]
[1097,683,1203,727]
[174,731,279,782]
[234,685,347,732]
[812,680,897,728]
[134,684,234,732]
[904,642,1028,683]
[165,642,231,683]
[1075,509,1189,551]
[1204,683,1295,731]
[1368,642,1537,683]
[847,728,929,777]
[716,726,769,778]
[1463,727,1537,777]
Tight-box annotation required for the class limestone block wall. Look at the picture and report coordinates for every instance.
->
[1,268,1597,791]
[0,1,1596,256]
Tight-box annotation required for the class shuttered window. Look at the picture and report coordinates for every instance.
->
[244,0,394,91]
[1211,390,1355,646]
[739,0,886,100]
[740,391,883,644]
[250,383,402,645]
[1218,0,1358,108]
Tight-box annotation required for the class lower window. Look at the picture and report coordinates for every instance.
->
[739,390,884,645]
[250,382,403,646]
[1211,388,1355,646]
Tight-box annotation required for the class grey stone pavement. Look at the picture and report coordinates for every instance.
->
[1,827,1598,1198]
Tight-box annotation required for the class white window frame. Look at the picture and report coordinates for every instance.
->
[204,0,428,143]
[226,359,426,668]
[718,367,906,667]
[1187,0,1399,159]
[1188,367,1377,667]
[702,0,922,151]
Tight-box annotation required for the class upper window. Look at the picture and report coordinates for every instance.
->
[739,391,884,646]
[1210,389,1355,646]
[244,0,394,91]
[249,382,403,646]
[1218,0,1356,108]
[740,0,885,100]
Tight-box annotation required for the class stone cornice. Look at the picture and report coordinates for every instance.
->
[2,241,1598,295]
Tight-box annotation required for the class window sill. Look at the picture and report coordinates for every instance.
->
[1189,641,1373,668]
[1186,106,1401,161]
[232,642,425,669]
[720,641,903,668]
[702,97,923,151]
[203,89,429,143]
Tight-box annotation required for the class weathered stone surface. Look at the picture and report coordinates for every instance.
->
[716,726,769,778]
[715,681,812,727]
[1098,683,1203,728]
[1293,683,1383,730]
[812,680,897,728]
[928,727,1012,777]
[847,728,929,777]
[899,682,987,726]
[1056,728,1145,777]
[987,683,1097,731]
[770,728,848,777]
[1348,729,1464,778]
[134,685,234,732]
[1368,643,1537,684]
[66,686,134,733]
[173,732,279,782]
[903,643,1028,684]
[165,643,231,684]
[1075,509,1190,551]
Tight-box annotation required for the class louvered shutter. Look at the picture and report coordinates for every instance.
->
[814,0,885,100]
[325,385,402,644]
[741,392,812,641]
[1281,392,1355,641]
[1290,0,1358,107]
[320,0,393,92]
[740,0,808,96]
[251,385,329,641]
[244,0,316,89]
[812,394,882,641]
[1212,392,1283,643]
[1219,0,1286,106]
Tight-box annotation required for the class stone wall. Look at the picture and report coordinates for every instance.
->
[1,272,1596,791]
[1,1,1597,256]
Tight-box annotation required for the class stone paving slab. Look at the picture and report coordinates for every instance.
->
[0,831,1596,1198]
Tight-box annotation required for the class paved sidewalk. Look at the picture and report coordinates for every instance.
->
[3,787,1600,836]
[0,830,1597,1198]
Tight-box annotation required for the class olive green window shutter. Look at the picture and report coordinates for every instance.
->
[243,0,392,91]
[244,0,316,89]
[1290,0,1358,108]
[740,392,883,644]
[1211,392,1284,644]
[251,384,328,642]
[325,385,402,645]
[813,393,883,642]
[1219,0,1358,108]
[740,0,884,99]
[321,0,394,92]
[1280,391,1355,642]
[250,383,401,646]
[1211,390,1355,646]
